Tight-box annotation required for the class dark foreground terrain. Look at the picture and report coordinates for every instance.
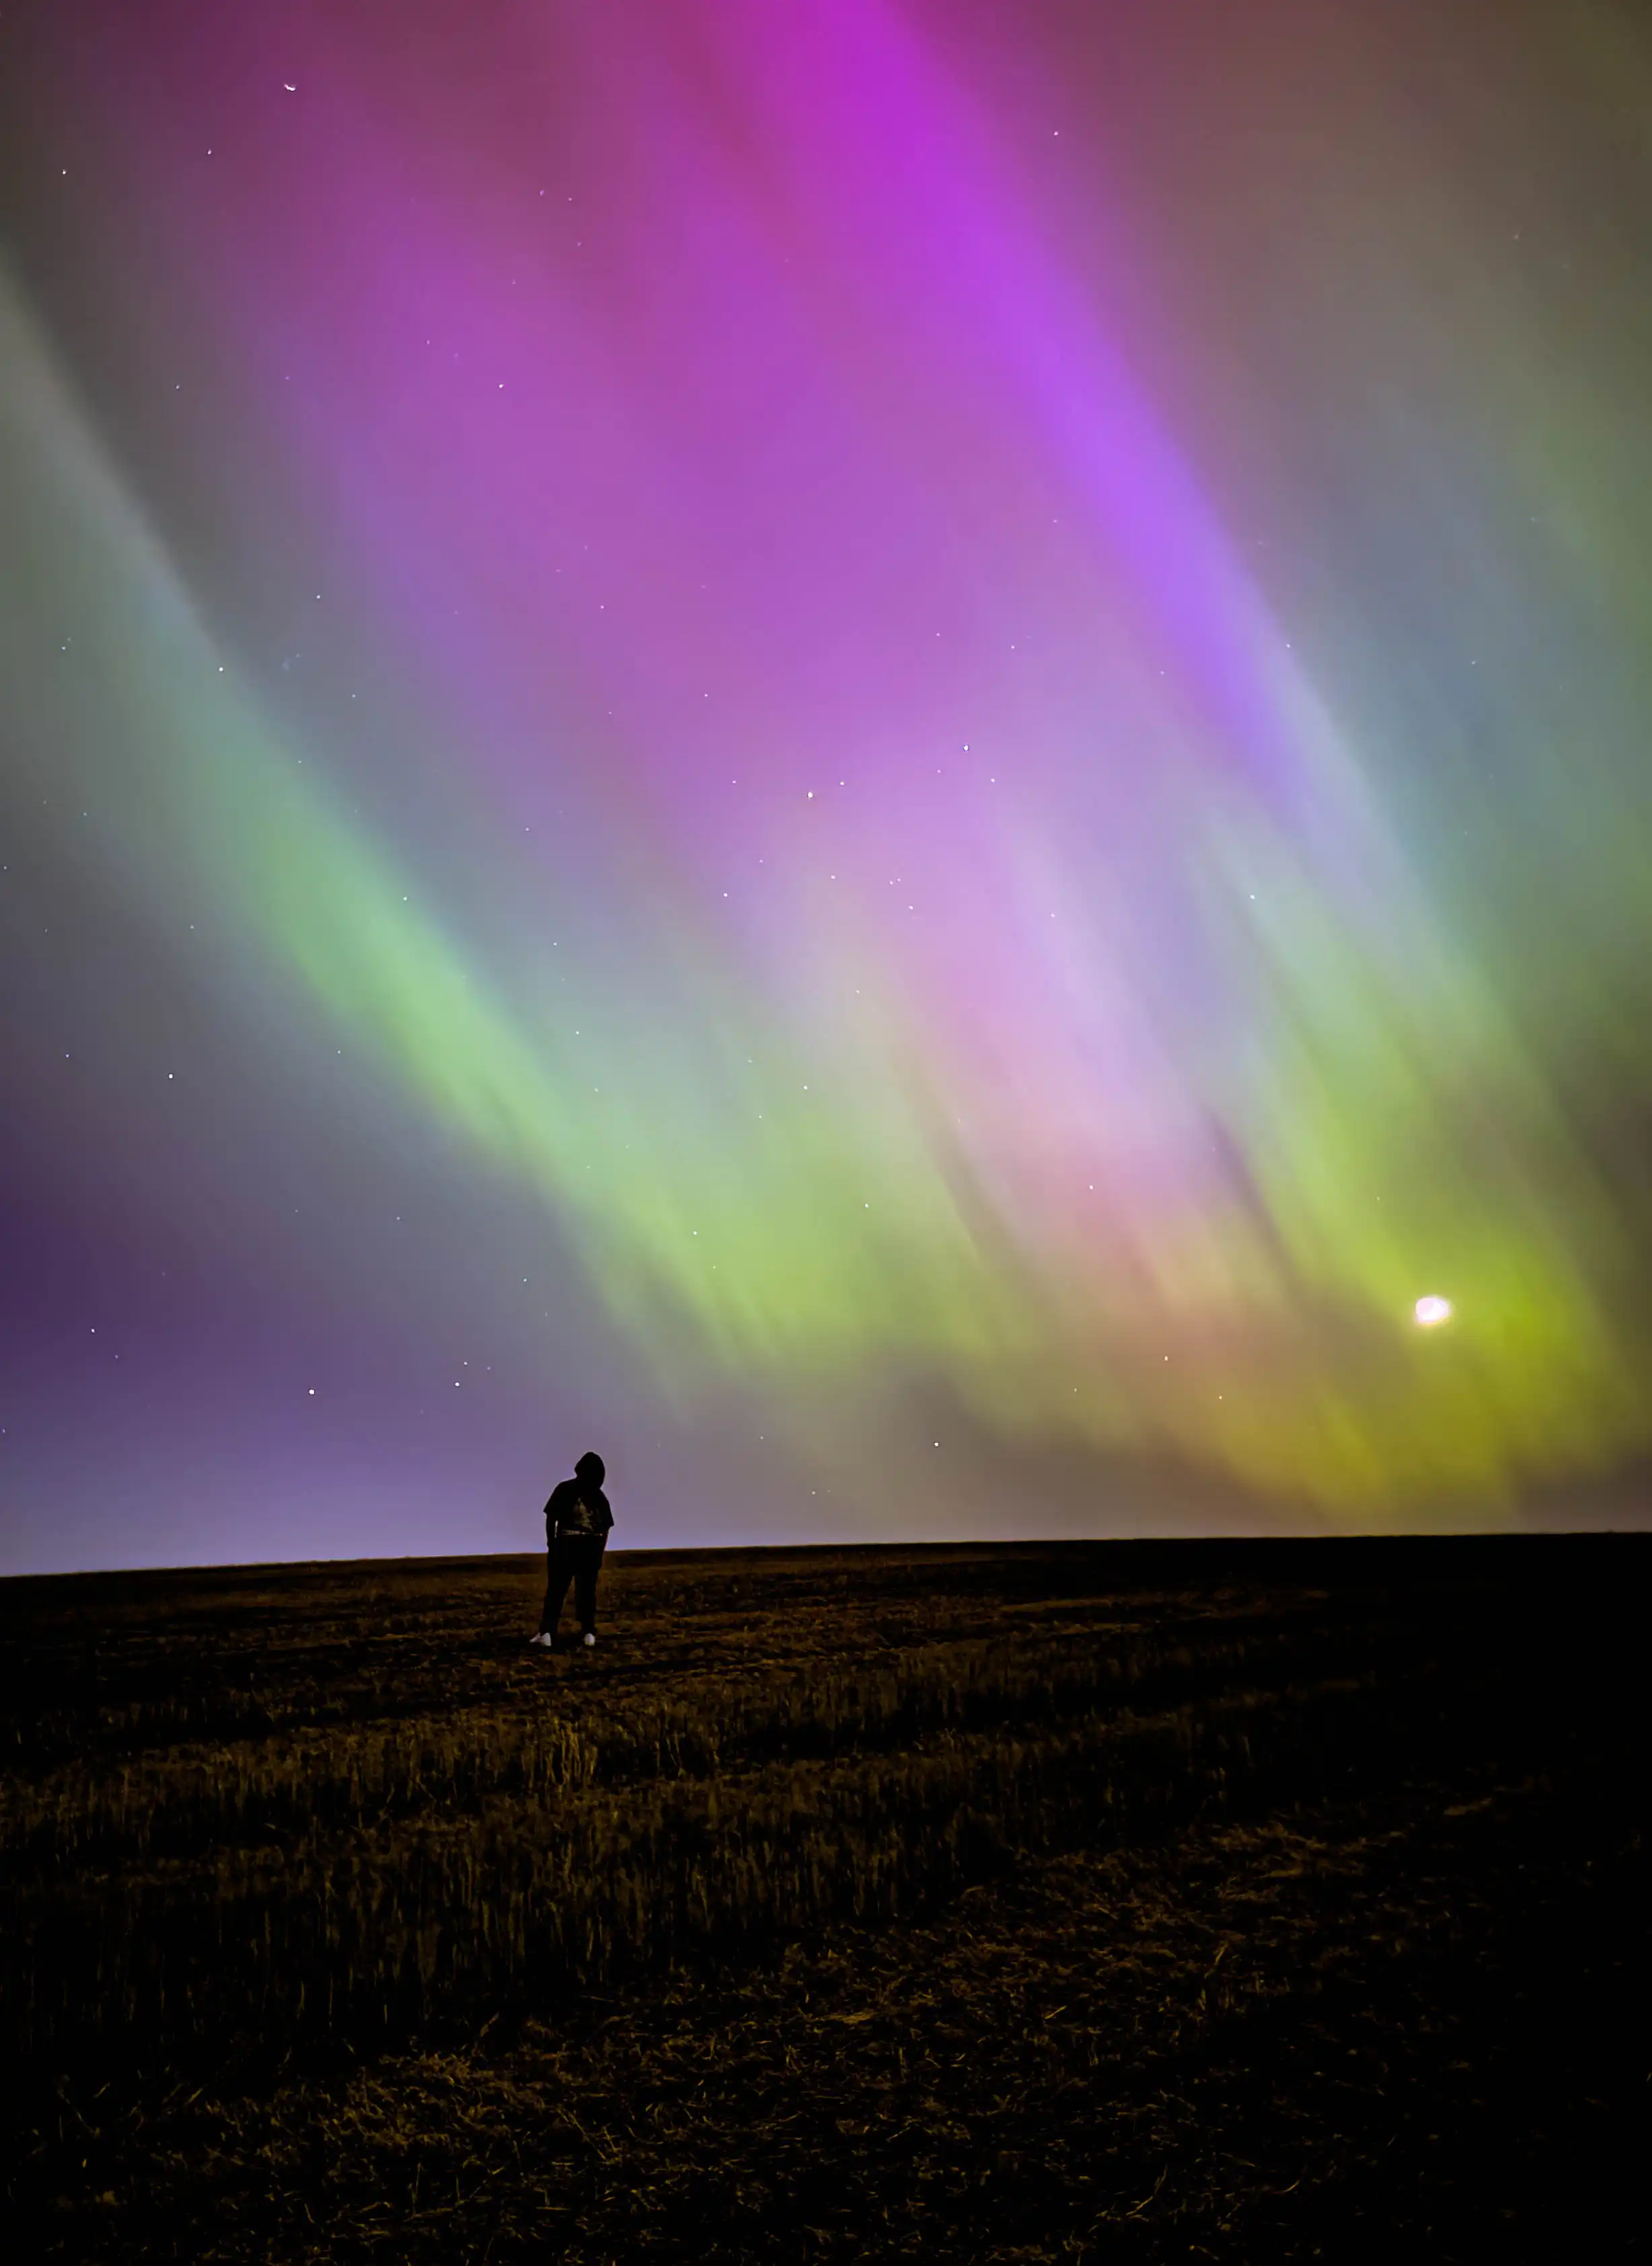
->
[1,1536,1645,2261]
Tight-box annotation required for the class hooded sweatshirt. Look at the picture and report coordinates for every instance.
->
[545,1456,613,1544]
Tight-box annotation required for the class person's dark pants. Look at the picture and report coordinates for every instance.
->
[539,1534,606,1642]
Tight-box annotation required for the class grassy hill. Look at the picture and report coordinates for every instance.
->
[2,1537,1644,2259]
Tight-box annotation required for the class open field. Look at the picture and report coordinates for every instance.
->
[1,1536,1646,2261]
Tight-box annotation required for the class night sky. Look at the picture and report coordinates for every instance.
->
[5,0,1652,1575]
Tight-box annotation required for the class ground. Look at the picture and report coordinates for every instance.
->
[2,1536,1645,2260]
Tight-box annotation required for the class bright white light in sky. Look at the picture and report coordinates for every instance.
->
[1414,1295,1453,1327]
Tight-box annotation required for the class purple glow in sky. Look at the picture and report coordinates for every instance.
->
[3,0,1652,1571]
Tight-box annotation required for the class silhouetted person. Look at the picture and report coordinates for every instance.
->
[529,1451,612,1651]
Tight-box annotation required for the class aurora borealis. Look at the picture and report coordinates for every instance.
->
[4,0,1652,1572]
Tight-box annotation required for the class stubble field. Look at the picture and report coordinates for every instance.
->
[1,1535,1645,2261]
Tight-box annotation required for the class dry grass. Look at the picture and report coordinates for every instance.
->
[1,1536,1645,2259]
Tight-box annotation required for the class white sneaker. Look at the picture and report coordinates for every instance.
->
[529,1631,554,1649]
[583,1632,597,1648]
